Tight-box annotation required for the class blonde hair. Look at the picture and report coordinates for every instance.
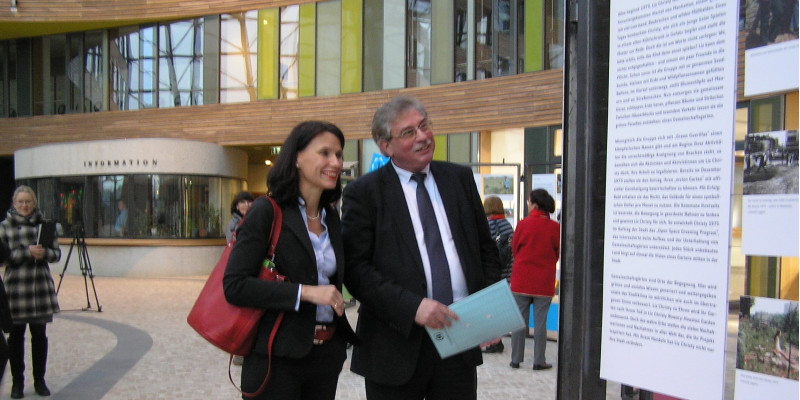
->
[12,185,37,207]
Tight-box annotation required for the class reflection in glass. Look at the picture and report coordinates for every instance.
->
[280,5,300,99]
[18,175,242,239]
[159,19,204,107]
[495,0,513,77]
[220,12,258,103]
[110,26,158,110]
[545,0,564,69]
[454,0,469,82]
[84,31,104,112]
[67,34,82,113]
[407,0,432,87]
[37,35,67,115]
[475,0,492,79]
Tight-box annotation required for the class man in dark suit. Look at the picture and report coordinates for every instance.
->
[342,95,501,400]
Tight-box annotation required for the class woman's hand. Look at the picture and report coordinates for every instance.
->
[28,245,45,260]
[300,285,346,316]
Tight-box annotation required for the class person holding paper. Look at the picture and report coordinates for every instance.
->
[0,186,61,398]
[508,189,560,371]
[342,95,501,400]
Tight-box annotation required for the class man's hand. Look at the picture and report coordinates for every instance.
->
[414,298,458,330]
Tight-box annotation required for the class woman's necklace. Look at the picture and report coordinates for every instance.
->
[307,210,321,221]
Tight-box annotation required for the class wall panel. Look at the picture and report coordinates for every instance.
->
[0,69,564,155]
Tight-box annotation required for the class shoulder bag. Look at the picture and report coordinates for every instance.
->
[187,196,285,398]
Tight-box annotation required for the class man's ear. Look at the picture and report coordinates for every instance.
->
[378,140,392,158]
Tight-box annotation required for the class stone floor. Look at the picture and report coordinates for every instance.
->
[0,274,740,399]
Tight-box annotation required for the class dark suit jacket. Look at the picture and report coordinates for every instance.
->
[223,196,357,361]
[342,161,501,385]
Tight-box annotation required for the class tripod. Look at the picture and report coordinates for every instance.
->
[56,225,102,312]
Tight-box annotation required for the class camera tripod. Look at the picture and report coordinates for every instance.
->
[56,225,102,312]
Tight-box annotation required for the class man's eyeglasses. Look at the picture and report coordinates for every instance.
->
[15,200,33,206]
[391,120,432,141]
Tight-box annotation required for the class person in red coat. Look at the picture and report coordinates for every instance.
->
[508,189,560,370]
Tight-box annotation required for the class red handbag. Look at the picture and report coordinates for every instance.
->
[187,196,285,397]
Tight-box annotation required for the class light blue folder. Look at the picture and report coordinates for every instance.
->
[425,279,526,358]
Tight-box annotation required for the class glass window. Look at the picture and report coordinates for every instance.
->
[67,34,83,113]
[84,31,104,112]
[545,0,564,69]
[454,0,469,81]
[448,133,471,164]
[19,175,242,239]
[0,42,7,117]
[220,11,258,103]
[407,0,432,87]
[110,26,158,110]
[496,0,513,76]
[158,19,204,107]
[475,0,492,79]
[516,0,525,73]
[363,0,384,91]
[750,96,784,133]
[316,1,341,96]
[32,35,67,115]
[280,5,300,99]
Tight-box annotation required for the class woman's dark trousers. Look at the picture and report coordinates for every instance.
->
[8,323,48,386]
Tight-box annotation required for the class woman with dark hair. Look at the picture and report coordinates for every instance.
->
[0,186,61,398]
[223,121,358,400]
[225,191,255,244]
[508,189,560,371]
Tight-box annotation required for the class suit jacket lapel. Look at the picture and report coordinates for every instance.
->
[325,208,345,286]
[380,164,425,271]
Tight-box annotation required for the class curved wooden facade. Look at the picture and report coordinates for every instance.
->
[0,70,564,156]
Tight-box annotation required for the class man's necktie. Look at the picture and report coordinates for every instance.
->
[411,172,453,305]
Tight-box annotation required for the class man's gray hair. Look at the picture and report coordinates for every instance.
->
[371,95,429,154]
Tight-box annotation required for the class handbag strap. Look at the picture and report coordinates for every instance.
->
[228,196,285,398]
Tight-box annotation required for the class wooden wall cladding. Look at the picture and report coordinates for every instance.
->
[0,70,564,156]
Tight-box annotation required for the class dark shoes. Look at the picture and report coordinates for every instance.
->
[10,382,23,398]
[481,342,504,353]
[34,380,50,397]
[34,380,51,396]
[509,362,520,369]
[532,363,553,370]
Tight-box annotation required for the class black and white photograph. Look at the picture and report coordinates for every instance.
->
[743,0,799,50]
[743,130,799,195]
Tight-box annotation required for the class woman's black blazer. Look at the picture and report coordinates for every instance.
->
[223,196,357,358]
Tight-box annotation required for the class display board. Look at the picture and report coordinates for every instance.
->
[600,1,740,399]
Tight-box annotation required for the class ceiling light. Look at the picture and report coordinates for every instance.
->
[264,160,272,166]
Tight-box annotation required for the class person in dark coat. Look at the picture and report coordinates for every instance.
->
[341,96,501,399]
[223,121,358,400]
[0,186,61,398]
[225,191,254,244]
[0,240,13,385]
